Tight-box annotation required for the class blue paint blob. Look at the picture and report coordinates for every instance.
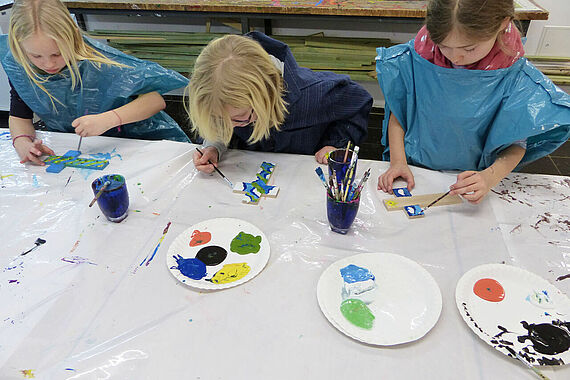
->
[172,255,206,280]
[340,264,375,284]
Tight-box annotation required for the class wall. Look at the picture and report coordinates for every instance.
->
[525,0,570,56]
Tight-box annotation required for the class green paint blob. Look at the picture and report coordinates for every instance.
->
[230,231,262,254]
[340,299,375,330]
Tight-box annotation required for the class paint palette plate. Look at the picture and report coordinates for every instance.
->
[456,264,570,366]
[166,218,270,290]
[317,252,442,345]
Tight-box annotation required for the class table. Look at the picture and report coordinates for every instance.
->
[1,129,569,379]
[63,0,548,34]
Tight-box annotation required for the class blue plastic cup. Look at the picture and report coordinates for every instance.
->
[328,148,357,189]
[91,174,129,222]
[326,193,360,234]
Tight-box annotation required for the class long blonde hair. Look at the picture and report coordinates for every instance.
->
[8,0,123,107]
[185,34,287,145]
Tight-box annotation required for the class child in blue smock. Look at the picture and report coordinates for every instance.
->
[376,0,570,204]
[2,0,189,166]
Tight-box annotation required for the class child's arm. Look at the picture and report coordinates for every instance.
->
[450,145,526,204]
[71,92,166,137]
[377,113,415,193]
[9,116,54,165]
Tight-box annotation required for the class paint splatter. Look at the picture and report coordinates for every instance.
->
[556,274,570,282]
[526,290,555,309]
[196,246,227,266]
[20,238,46,256]
[189,230,211,247]
[473,278,505,302]
[518,320,570,355]
[61,256,97,265]
[230,231,262,254]
[340,264,375,283]
[9,279,19,284]
[20,369,35,378]
[89,148,122,161]
[340,299,375,329]
[171,255,207,280]
[136,182,144,195]
[208,263,250,284]
[140,222,171,266]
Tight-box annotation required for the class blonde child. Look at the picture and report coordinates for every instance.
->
[376,0,570,203]
[2,0,190,166]
[186,32,372,172]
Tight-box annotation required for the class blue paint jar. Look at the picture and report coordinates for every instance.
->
[328,148,358,189]
[326,193,360,234]
[91,174,129,222]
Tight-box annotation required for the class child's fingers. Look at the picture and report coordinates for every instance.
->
[196,163,215,174]
[26,151,45,165]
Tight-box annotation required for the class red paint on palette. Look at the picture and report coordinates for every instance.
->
[189,230,211,247]
[473,278,505,302]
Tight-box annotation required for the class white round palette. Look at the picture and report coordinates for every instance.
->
[456,264,570,366]
[167,218,270,290]
[317,252,442,345]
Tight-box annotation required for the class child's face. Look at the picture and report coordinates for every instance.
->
[226,106,257,128]
[438,28,497,66]
[21,32,66,74]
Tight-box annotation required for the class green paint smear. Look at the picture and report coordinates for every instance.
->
[340,299,375,330]
[230,231,262,254]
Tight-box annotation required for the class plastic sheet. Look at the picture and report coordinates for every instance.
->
[0,129,569,379]
[0,35,189,142]
[376,40,570,171]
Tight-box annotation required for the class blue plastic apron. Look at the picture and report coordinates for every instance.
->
[376,40,570,171]
[0,34,190,142]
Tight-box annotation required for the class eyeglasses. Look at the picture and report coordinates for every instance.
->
[231,109,254,127]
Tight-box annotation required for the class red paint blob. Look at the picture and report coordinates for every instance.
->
[473,278,505,302]
[189,230,211,247]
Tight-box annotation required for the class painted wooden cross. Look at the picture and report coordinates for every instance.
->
[233,162,279,204]
[44,150,109,173]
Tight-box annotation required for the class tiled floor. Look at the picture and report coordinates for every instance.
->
[1,109,568,176]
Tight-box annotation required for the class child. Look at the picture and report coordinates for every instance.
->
[2,0,190,166]
[186,32,372,172]
[376,0,570,204]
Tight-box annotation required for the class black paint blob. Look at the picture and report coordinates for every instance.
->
[517,320,570,355]
[196,246,227,266]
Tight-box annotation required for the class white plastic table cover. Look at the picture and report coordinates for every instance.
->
[0,129,569,380]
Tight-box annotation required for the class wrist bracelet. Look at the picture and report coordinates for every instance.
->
[111,109,122,132]
[12,134,35,147]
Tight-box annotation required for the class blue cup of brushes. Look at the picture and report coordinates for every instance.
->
[328,148,358,189]
[326,193,360,234]
[91,174,129,222]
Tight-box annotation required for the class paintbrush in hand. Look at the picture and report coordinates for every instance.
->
[423,190,451,211]
[196,147,234,189]
[89,181,110,207]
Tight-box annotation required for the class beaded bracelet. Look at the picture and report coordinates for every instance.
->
[111,109,122,132]
[11,134,35,147]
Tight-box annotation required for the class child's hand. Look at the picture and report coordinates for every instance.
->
[14,138,54,166]
[449,170,493,204]
[193,147,219,174]
[377,162,415,194]
[315,146,336,164]
[72,113,114,137]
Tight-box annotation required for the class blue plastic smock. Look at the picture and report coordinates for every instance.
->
[376,40,570,171]
[0,35,190,142]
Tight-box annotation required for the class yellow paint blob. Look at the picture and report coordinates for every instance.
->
[386,200,396,206]
[21,369,35,378]
[211,263,251,284]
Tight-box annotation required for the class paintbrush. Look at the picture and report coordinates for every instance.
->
[342,141,351,163]
[77,136,83,152]
[89,181,110,207]
[315,167,331,194]
[342,146,360,201]
[423,190,451,211]
[352,168,371,200]
[195,147,234,189]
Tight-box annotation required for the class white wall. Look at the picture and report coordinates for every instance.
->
[525,0,570,56]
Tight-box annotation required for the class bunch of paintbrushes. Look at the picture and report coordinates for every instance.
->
[315,144,370,202]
